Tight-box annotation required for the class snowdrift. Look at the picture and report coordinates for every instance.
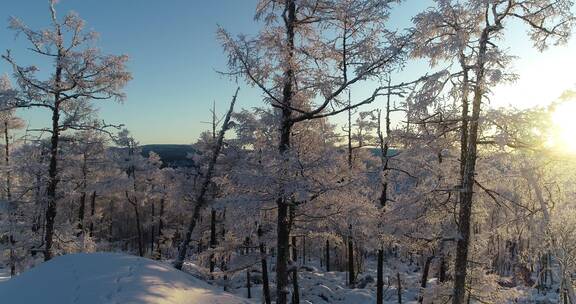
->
[0,253,252,304]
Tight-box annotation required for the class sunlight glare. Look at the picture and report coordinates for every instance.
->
[551,101,576,153]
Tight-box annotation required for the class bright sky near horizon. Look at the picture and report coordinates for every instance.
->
[1,0,575,144]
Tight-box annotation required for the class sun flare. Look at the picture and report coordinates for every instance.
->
[550,101,576,153]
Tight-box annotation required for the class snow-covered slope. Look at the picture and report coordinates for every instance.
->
[0,253,252,304]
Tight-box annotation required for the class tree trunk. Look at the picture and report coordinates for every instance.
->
[108,200,114,243]
[210,208,217,272]
[89,191,96,237]
[155,198,165,259]
[291,268,300,304]
[276,193,291,304]
[347,102,353,169]
[77,153,88,236]
[291,235,297,264]
[258,224,272,304]
[348,225,355,286]
[77,192,86,235]
[397,272,402,304]
[419,255,434,303]
[247,268,252,299]
[438,256,447,283]
[452,28,488,304]
[44,104,61,261]
[5,122,16,276]
[43,33,65,261]
[150,202,155,254]
[377,85,393,208]
[302,236,306,265]
[4,121,11,201]
[458,52,470,182]
[130,194,144,257]
[275,2,296,303]
[377,248,384,304]
[174,88,238,270]
[326,239,330,272]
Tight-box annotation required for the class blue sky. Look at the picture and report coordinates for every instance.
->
[1,1,575,144]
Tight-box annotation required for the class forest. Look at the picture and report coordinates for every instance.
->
[1,0,576,303]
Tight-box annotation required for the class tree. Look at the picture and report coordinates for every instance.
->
[66,130,107,239]
[2,0,131,261]
[219,1,410,301]
[411,1,574,302]
[0,74,25,276]
[173,88,239,270]
[114,130,162,257]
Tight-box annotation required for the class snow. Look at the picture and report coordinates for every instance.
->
[0,267,9,283]
[184,254,426,304]
[0,253,253,304]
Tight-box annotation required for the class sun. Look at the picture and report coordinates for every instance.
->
[550,101,576,153]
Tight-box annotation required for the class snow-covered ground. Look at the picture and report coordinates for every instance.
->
[183,255,425,304]
[0,253,253,304]
[0,267,9,283]
[0,252,562,303]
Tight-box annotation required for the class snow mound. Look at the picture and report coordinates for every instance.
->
[0,253,252,304]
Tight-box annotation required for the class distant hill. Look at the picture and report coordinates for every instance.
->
[137,145,399,168]
[141,144,196,168]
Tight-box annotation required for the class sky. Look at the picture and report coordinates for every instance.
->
[1,0,575,144]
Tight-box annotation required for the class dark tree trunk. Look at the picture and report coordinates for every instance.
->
[9,235,15,276]
[459,53,470,182]
[77,192,86,235]
[347,103,353,169]
[131,194,144,257]
[258,225,272,304]
[292,235,297,264]
[150,202,155,254]
[438,256,447,283]
[302,236,306,265]
[44,104,60,261]
[210,208,217,273]
[378,87,392,208]
[326,239,330,272]
[247,268,252,298]
[155,198,165,259]
[108,200,114,243]
[89,191,96,237]
[4,121,11,201]
[348,225,355,286]
[43,37,65,261]
[276,193,291,304]
[419,255,434,303]
[77,153,88,236]
[397,272,402,304]
[5,122,16,276]
[292,268,300,304]
[453,28,488,304]
[377,248,384,304]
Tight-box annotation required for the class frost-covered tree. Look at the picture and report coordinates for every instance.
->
[174,88,238,270]
[219,1,412,301]
[411,1,574,302]
[0,74,25,276]
[2,0,131,261]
